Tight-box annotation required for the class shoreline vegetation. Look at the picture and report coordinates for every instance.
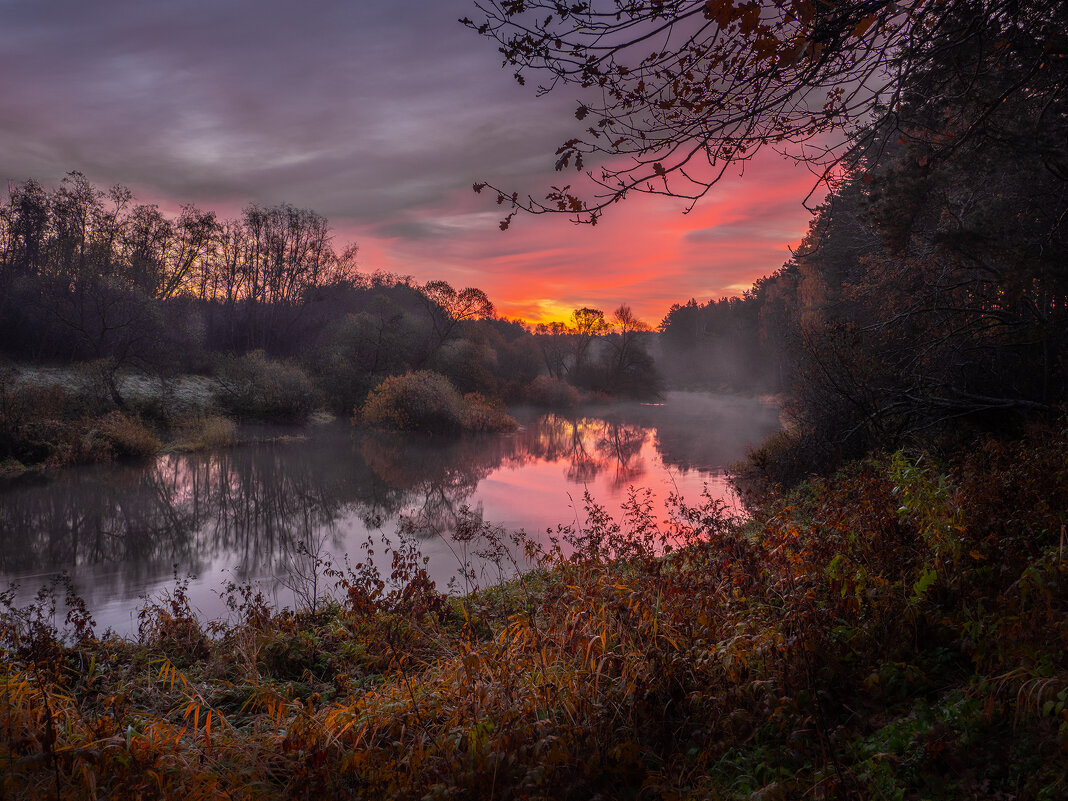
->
[0,363,546,478]
[0,364,276,478]
[0,351,656,478]
[3,11,1067,789]
[2,426,1066,799]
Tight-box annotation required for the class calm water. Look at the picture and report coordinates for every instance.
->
[0,392,780,634]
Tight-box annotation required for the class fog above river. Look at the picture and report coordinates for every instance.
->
[0,392,780,634]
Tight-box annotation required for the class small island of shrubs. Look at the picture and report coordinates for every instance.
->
[357,370,518,433]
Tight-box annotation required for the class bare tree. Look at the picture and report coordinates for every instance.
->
[569,306,609,370]
[534,320,572,378]
[607,304,650,374]
[421,280,495,352]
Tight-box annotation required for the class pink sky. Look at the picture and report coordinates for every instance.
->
[347,151,820,326]
[0,0,822,327]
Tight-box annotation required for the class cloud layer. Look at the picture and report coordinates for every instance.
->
[0,0,818,323]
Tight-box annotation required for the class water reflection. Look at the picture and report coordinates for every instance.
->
[524,414,649,486]
[1,450,346,578]
[0,392,780,630]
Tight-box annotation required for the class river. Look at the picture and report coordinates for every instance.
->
[0,391,780,635]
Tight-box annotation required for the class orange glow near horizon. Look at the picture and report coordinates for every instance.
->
[339,151,823,327]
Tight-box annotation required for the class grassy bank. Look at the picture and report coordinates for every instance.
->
[0,362,321,476]
[2,427,1066,799]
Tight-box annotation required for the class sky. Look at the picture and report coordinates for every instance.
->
[0,0,820,325]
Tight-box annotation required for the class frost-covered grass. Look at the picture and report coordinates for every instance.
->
[119,373,219,414]
[9,366,220,415]
[1,365,230,471]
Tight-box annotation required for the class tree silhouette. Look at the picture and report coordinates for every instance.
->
[421,280,495,354]
[466,0,1066,223]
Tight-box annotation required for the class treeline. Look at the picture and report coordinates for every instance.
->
[0,174,665,442]
[661,6,1067,481]
[0,174,522,410]
[0,175,349,356]
[0,174,529,413]
[656,274,795,393]
[533,305,661,401]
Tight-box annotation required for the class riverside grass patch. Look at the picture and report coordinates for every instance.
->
[1,427,1066,800]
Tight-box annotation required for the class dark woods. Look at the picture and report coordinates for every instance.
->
[0,175,491,407]
[660,1,1068,481]
[0,174,663,462]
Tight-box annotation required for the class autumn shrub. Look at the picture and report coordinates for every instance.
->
[523,374,580,408]
[136,575,210,665]
[461,392,518,432]
[214,350,319,422]
[0,381,57,466]
[174,413,238,450]
[1,372,168,467]
[358,370,465,433]
[0,373,100,467]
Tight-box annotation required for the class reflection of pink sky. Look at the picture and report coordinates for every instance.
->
[3,395,777,635]
[473,434,737,536]
[340,152,821,325]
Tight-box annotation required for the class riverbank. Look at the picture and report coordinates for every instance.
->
[2,426,1065,800]
[0,360,616,477]
[0,364,333,478]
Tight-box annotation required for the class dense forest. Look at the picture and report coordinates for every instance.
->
[2,0,1067,798]
[658,9,1068,480]
[0,174,669,469]
[0,174,521,408]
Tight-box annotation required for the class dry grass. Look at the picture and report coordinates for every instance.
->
[172,413,238,451]
[1,428,1066,799]
[93,411,161,457]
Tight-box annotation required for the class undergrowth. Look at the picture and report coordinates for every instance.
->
[1,428,1066,799]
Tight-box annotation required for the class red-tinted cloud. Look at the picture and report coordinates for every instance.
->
[344,150,822,326]
[2,0,825,326]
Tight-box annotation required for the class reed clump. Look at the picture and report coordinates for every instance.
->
[2,427,1066,800]
[172,413,238,451]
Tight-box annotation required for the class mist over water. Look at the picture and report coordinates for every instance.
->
[0,392,780,634]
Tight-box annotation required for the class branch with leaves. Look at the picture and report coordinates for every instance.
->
[465,0,1066,224]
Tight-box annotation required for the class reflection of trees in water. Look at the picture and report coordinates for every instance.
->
[528,413,649,487]
[592,420,647,487]
[0,468,208,578]
[0,446,349,580]
[155,448,349,580]
[358,431,515,537]
[0,397,781,601]
[0,415,662,576]
[0,428,521,581]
